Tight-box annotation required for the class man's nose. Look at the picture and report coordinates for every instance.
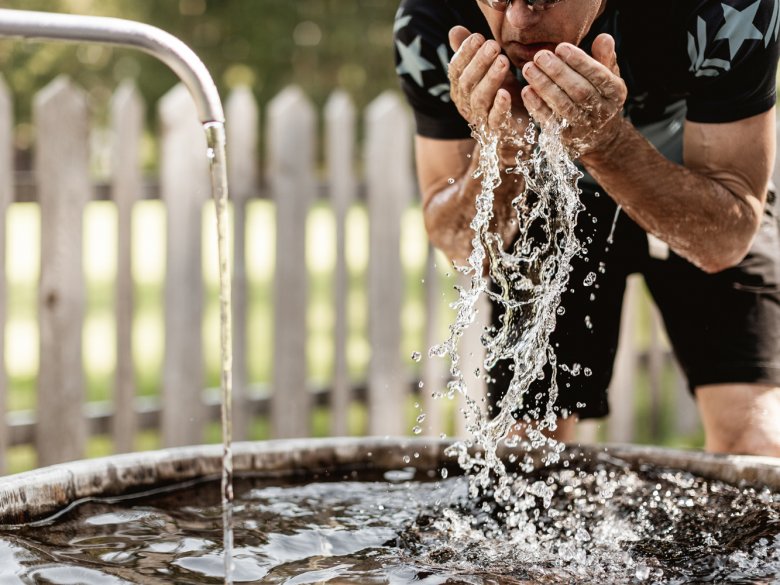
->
[504,1,544,28]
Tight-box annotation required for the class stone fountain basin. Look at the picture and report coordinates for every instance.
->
[1,437,778,525]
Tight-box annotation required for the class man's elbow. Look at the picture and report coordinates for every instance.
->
[698,253,743,275]
[696,229,757,274]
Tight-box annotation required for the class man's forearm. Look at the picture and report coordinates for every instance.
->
[580,118,764,273]
[424,142,524,266]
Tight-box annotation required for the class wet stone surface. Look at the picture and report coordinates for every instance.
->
[0,452,778,584]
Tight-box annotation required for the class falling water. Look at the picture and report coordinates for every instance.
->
[432,116,584,514]
[204,121,235,583]
[607,204,621,245]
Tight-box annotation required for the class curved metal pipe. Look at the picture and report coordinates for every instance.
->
[0,8,224,124]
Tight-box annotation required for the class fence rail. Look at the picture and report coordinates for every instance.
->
[4,75,774,474]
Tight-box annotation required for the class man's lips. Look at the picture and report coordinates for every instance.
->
[506,41,558,63]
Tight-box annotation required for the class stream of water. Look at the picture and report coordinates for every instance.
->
[204,121,235,583]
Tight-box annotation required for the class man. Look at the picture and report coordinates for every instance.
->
[394,0,780,455]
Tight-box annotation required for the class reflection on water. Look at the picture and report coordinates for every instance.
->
[1,453,779,584]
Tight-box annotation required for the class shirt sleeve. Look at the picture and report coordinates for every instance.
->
[685,0,779,123]
[393,0,473,139]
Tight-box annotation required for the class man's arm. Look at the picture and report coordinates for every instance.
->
[521,34,775,273]
[418,27,529,266]
[583,110,774,273]
[417,135,524,266]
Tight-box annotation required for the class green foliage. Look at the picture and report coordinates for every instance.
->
[0,0,400,128]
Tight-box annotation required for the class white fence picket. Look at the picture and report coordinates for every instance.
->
[674,361,700,436]
[0,75,10,474]
[110,81,144,454]
[325,89,357,437]
[159,84,209,447]
[34,76,91,466]
[455,277,489,439]
[226,85,258,441]
[421,248,448,437]
[268,86,316,438]
[365,91,413,436]
[647,305,664,441]
[607,274,640,443]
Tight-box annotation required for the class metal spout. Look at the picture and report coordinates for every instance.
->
[0,8,224,124]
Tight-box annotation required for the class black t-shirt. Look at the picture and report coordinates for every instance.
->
[394,0,779,141]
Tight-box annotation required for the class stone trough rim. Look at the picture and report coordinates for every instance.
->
[0,437,778,525]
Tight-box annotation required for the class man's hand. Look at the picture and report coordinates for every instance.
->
[520,33,627,158]
[448,26,528,141]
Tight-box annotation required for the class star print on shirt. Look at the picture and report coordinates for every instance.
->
[394,6,412,34]
[688,15,732,76]
[714,1,764,58]
[395,35,436,87]
[688,0,774,77]
[426,44,453,102]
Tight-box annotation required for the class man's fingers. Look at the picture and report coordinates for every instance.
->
[527,51,594,112]
[488,88,512,130]
[521,86,553,126]
[459,40,502,101]
[448,25,471,52]
[553,41,623,101]
[591,34,619,75]
[448,32,484,85]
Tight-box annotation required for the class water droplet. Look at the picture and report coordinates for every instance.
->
[441,468,448,479]
[575,527,591,542]
[635,565,651,581]
[402,455,411,464]
[556,306,566,315]
[412,426,422,435]
[418,380,424,388]
[584,367,592,377]
[416,413,426,423]
[583,272,597,286]
[411,351,422,362]
[584,315,593,329]
[447,177,455,184]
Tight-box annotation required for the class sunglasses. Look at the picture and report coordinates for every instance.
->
[478,0,566,11]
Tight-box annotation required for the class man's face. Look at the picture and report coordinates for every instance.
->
[477,0,607,67]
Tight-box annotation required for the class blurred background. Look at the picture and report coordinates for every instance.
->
[0,0,442,474]
[0,0,723,474]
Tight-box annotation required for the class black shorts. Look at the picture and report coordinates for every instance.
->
[487,187,780,421]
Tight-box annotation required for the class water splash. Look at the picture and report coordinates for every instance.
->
[431,116,584,517]
[7,460,777,583]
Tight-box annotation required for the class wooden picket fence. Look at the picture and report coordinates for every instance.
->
[7,74,772,474]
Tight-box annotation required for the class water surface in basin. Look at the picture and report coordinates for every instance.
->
[1,453,778,584]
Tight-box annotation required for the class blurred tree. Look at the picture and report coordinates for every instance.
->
[0,0,400,163]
